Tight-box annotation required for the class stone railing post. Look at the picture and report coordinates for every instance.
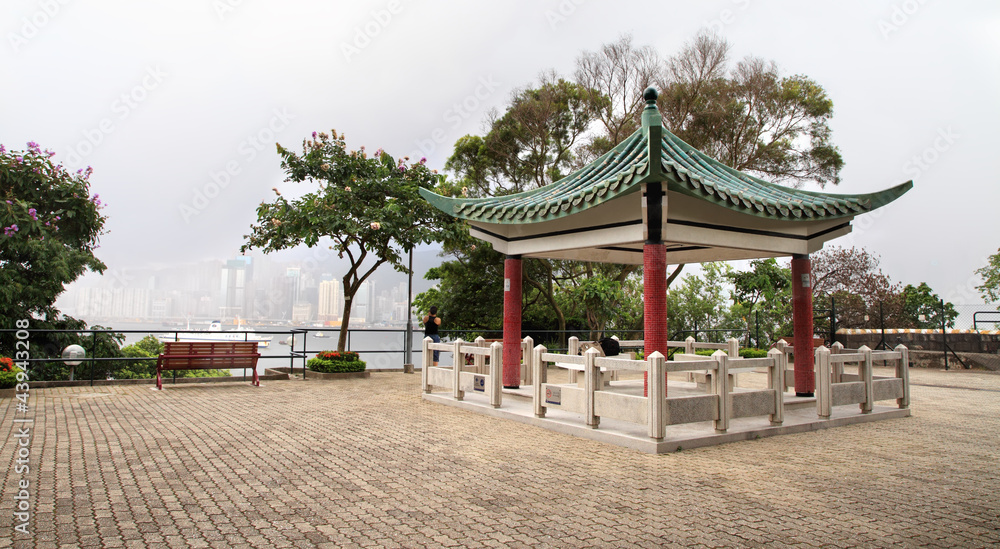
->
[895,344,910,409]
[474,336,486,374]
[489,341,502,408]
[815,346,831,418]
[452,338,465,400]
[568,336,580,384]
[584,347,601,428]
[727,337,740,357]
[768,347,785,426]
[831,341,845,382]
[647,351,666,440]
[859,345,873,414]
[533,344,547,417]
[685,336,696,354]
[422,336,434,393]
[521,336,534,385]
[713,350,729,433]
[775,340,790,392]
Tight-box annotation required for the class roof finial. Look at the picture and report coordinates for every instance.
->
[643,87,658,107]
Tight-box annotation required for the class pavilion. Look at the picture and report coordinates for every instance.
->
[420,88,912,396]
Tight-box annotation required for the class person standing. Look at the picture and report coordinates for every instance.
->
[423,306,442,366]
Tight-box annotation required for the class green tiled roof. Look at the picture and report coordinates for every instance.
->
[420,95,912,225]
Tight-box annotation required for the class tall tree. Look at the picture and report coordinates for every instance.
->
[658,32,844,188]
[242,130,462,352]
[809,246,908,330]
[975,248,1000,303]
[727,258,792,346]
[668,262,742,343]
[447,73,607,198]
[900,283,958,329]
[574,34,663,161]
[1,141,108,355]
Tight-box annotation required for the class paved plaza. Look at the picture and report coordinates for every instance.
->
[1,367,998,548]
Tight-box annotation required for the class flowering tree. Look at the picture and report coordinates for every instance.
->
[0,142,107,350]
[242,130,463,352]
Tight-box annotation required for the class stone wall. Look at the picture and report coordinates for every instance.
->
[836,330,1000,354]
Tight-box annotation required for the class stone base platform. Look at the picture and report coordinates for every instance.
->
[423,379,911,454]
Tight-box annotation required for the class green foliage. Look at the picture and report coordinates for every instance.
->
[727,258,792,347]
[668,263,743,342]
[693,349,767,358]
[975,248,1000,303]
[307,350,366,373]
[447,75,608,197]
[900,283,958,329]
[1,141,108,352]
[114,344,156,379]
[242,130,463,352]
[414,237,505,333]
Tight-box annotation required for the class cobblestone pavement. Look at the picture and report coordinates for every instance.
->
[1,368,998,548]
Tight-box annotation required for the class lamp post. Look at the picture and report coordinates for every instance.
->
[62,344,86,382]
[403,247,415,373]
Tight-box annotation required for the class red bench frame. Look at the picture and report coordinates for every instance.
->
[156,341,261,390]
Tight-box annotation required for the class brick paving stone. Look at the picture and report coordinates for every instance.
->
[0,369,998,547]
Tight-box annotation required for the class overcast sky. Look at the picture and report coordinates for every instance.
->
[3,0,998,305]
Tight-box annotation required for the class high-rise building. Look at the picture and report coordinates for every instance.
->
[221,257,254,321]
[318,280,342,322]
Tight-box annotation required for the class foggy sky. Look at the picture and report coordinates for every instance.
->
[2,0,998,305]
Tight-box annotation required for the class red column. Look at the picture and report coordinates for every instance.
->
[643,243,668,396]
[502,256,522,388]
[791,254,815,396]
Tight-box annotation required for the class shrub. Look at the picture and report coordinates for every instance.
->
[0,357,23,389]
[307,350,366,373]
[693,348,769,358]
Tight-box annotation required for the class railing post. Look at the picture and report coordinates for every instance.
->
[776,339,790,392]
[859,345,873,413]
[489,341,502,408]
[815,346,832,418]
[727,337,740,358]
[647,351,666,440]
[713,350,729,433]
[568,336,580,384]
[768,348,785,426]
[584,347,600,428]
[521,336,534,385]
[831,341,845,383]
[533,345,547,417]
[421,336,433,393]
[895,344,910,409]
[474,336,486,375]
[685,336,697,382]
[453,338,465,400]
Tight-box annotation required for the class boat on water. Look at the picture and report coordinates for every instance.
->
[315,332,326,338]
[156,320,273,348]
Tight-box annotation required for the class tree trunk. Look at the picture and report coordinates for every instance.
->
[337,296,353,353]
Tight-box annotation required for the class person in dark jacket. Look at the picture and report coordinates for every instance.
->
[423,306,442,366]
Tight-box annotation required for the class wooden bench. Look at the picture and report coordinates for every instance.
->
[156,342,261,390]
